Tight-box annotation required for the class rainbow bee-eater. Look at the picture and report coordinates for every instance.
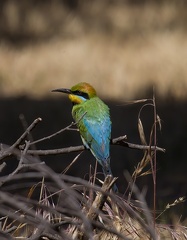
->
[52,82,118,192]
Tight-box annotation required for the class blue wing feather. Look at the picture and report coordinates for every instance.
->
[73,97,118,192]
[82,115,111,164]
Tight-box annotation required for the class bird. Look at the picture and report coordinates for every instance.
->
[52,82,118,192]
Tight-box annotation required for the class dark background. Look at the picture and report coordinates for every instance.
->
[0,94,187,220]
[0,0,187,222]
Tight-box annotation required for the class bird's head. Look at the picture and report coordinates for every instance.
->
[52,82,97,105]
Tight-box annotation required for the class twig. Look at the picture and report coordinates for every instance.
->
[152,88,157,227]
[0,162,6,172]
[73,176,129,240]
[124,171,158,240]
[19,114,38,150]
[0,162,45,188]
[27,145,85,155]
[62,153,82,174]
[25,137,165,156]
[112,137,165,152]
[29,121,77,146]
[17,135,164,156]
[29,111,87,146]
[87,175,117,221]
[0,118,42,160]
[0,136,165,159]
[37,232,62,240]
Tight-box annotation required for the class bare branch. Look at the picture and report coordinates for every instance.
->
[29,121,76,146]
[112,136,165,152]
[0,118,42,160]
[0,162,6,172]
[29,111,87,146]
[0,135,165,160]
[87,175,117,221]
[24,136,165,156]
[27,145,85,155]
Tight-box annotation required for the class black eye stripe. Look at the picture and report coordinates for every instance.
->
[72,90,89,99]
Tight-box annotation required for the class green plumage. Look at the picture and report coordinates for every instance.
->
[72,96,111,168]
[52,82,118,192]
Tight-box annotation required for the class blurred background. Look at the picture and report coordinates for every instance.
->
[0,0,187,221]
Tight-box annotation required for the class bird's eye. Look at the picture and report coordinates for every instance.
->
[73,90,89,99]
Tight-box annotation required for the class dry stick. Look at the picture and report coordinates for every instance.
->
[19,114,38,151]
[146,92,158,229]
[73,175,114,239]
[25,136,165,156]
[27,145,85,155]
[0,142,46,188]
[19,114,41,163]
[140,102,161,231]
[0,162,6,173]
[37,232,62,240]
[112,137,165,152]
[0,146,113,191]
[87,175,117,221]
[136,94,158,229]
[152,89,157,228]
[74,176,130,240]
[62,152,82,174]
[0,118,42,160]
[0,161,45,188]
[0,136,165,161]
[0,116,165,159]
[0,139,46,189]
[124,171,158,240]
[29,121,77,146]
[29,111,87,146]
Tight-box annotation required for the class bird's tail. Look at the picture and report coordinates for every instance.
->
[102,158,118,193]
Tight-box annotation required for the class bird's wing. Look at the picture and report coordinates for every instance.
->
[79,116,111,164]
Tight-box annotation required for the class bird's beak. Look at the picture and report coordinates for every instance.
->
[51,88,72,94]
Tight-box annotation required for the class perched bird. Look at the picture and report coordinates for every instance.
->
[52,82,118,192]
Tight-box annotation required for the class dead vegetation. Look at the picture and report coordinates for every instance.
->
[0,96,186,239]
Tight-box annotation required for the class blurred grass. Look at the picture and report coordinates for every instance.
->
[0,1,187,99]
